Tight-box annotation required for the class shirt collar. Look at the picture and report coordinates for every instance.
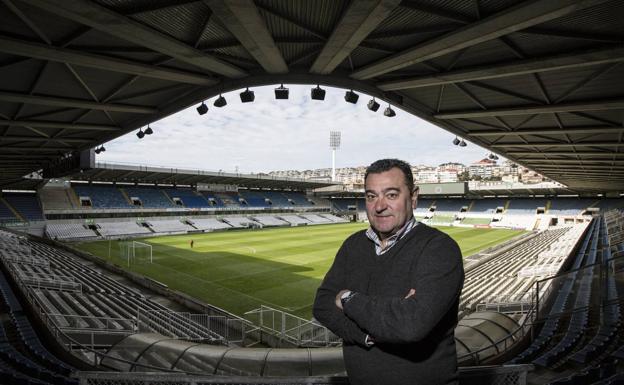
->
[366,217,417,255]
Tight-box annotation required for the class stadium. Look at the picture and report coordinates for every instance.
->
[0,1,623,385]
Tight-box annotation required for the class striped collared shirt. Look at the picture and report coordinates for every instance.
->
[366,217,418,255]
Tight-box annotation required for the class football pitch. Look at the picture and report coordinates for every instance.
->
[74,223,524,319]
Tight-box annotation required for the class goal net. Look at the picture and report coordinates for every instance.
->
[119,241,153,266]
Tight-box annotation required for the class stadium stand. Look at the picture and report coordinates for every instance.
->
[199,192,225,207]
[278,214,311,226]
[433,199,470,213]
[299,214,333,224]
[0,230,224,346]
[123,187,176,208]
[213,192,242,207]
[319,214,349,223]
[0,268,78,385]
[45,223,99,241]
[548,198,596,216]
[39,187,76,210]
[470,199,506,213]
[188,217,232,231]
[163,188,209,208]
[96,221,152,238]
[262,191,292,208]
[283,192,314,206]
[3,193,44,221]
[460,224,587,314]
[249,215,289,227]
[0,199,18,221]
[73,185,131,209]
[239,190,269,208]
[146,219,194,234]
[221,216,253,228]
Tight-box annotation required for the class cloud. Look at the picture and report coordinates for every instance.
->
[97,85,495,173]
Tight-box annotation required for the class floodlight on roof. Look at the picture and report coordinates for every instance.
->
[99,145,106,152]
[144,125,153,135]
[311,85,325,100]
[384,104,396,117]
[94,147,101,154]
[452,136,460,146]
[344,89,359,104]
[367,98,380,112]
[240,88,255,103]
[275,84,289,100]
[459,139,467,147]
[196,101,208,115]
[136,128,145,139]
[214,94,227,107]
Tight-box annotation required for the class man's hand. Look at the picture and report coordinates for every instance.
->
[335,289,351,310]
[405,288,415,299]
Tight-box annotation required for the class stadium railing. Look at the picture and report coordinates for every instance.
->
[72,364,534,385]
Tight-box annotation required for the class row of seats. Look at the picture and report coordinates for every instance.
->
[0,193,44,222]
[333,198,623,216]
[44,213,349,240]
[0,255,77,385]
[460,225,585,315]
[0,231,224,345]
[50,185,323,210]
[508,213,624,385]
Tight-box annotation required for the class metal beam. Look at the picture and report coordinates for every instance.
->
[0,91,157,114]
[492,141,623,148]
[379,46,624,90]
[205,0,288,74]
[21,0,247,78]
[351,0,608,79]
[469,126,624,137]
[0,36,217,85]
[0,135,90,143]
[0,146,70,152]
[310,0,400,74]
[0,119,118,131]
[435,98,624,119]
[536,165,624,170]
[524,159,624,164]
[507,151,624,157]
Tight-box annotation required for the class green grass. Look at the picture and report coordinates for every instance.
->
[74,223,524,318]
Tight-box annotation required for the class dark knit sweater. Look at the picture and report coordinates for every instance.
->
[313,223,464,385]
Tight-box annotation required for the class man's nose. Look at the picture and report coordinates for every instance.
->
[375,197,387,212]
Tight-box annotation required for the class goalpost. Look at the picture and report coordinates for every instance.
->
[119,241,153,267]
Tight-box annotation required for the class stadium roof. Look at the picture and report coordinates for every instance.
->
[1,0,623,192]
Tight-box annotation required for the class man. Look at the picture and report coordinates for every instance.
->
[313,159,464,385]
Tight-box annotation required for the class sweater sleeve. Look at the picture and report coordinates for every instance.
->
[313,237,369,347]
[343,233,464,344]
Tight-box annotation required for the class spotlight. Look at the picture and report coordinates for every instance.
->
[367,98,380,112]
[196,101,208,115]
[144,125,153,135]
[491,153,499,160]
[136,128,145,139]
[94,147,101,154]
[452,136,460,145]
[459,139,467,147]
[240,88,255,103]
[384,105,396,117]
[100,145,106,152]
[275,84,289,100]
[344,90,359,104]
[214,95,227,107]
[311,85,325,100]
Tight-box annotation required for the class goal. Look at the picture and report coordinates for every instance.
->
[119,241,153,266]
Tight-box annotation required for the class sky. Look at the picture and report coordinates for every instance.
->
[96,84,494,174]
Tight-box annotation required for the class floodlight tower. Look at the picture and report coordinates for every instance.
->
[330,131,341,182]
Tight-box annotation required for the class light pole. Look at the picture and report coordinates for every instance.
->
[330,131,341,182]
